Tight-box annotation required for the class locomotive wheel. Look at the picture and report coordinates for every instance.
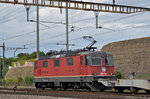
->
[87,88,91,92]
[116,88,124,93]
[73,88,77,91]
[35,82,41,88]
[98,84,105,92]
[99,87,104,92]
[63,87,67,91]
[51,87,56,90]
[60,83,67,91]
[130,87,138,94]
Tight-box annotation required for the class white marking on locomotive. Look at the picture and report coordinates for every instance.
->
[102,67,106,72]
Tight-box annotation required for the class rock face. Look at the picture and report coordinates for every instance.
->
[101,37,150,79]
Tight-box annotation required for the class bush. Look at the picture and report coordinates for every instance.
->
[0,79,2,86]
[19,60,25,66]
[25,76,33,86]
[11,62,14,67]
[6,78,17,86]
[115,69,123,79]
[17,77,23,86]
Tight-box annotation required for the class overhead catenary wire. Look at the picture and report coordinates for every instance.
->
[0,24,59,41]
[0,0,149,53]
[59,23,150,43]
[0,8,35,25]
[1,3,148,41]
[7,11,146,42]
[16,22,150,49]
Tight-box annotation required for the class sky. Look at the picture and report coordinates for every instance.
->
[0,0,150,58]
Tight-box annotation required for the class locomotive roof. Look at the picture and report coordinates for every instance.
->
[38,51,111,60]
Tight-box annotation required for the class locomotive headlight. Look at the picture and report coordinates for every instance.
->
[102,67,106,72]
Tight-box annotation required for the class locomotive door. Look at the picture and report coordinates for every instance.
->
[80,56,87,75]
[38,61,41,76]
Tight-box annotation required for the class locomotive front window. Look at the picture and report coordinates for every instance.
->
[85,56,91,65]
[104,55,114,66]
[42,61,48,67]
[91,57,101,66]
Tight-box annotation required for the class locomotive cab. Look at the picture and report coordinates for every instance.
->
[80,52,114,77]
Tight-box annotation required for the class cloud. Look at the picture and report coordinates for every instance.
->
[0,0,150,57]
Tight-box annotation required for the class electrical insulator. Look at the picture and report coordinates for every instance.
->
[71,26,74,32]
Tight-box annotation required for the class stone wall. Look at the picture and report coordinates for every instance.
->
[101,37,150,79]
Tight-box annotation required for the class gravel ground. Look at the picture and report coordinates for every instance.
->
[0,94,75,99]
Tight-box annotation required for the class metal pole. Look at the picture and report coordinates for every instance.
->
[14,49,17,58]
[2,42,5,88]
[36,0,40,59]
[66,1,69,52]
[95,12,99,29]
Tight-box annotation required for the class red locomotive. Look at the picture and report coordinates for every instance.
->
[33,36,115,91]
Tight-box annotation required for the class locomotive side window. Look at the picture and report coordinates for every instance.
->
[85,56,91,65]
[42,61,48,67]
[67,58,73,66]
[80,56,83,64]
[35,61,37,69]
[91,57,101,66]
[54,59,60,67]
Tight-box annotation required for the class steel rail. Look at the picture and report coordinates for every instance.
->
[0,88,150,99]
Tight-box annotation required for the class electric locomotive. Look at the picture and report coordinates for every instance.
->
[33,36,115,91]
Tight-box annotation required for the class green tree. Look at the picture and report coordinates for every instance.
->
[29,52,36,59]
[17,53,29,60]
[29,51,45,59]
[28,59,35,62]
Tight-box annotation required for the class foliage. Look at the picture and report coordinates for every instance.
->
[17,76,23,86]
[17,51,45,60]
[19,60,25,66]
[6,76,33,86]
[0,51,45,79]
[28,59,35,62]
[0,79,2,86]
[6,78,17,86]
[11,62,14,67]
[17,53,29,60]
[115,69,123,79]
[25,76,33,86]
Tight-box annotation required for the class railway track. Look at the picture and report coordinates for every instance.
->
[0,88,149,99]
